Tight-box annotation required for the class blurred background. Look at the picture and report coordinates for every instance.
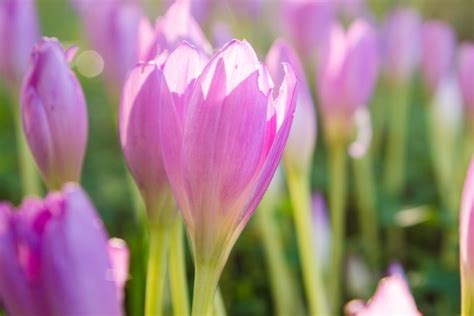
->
[0,0,473,315]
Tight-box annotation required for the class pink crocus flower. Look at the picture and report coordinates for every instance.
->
[316,19,379,140]
[0,0,40,88]
[457,43,474,119]
[20,38,88,190]
[157,39,296,275]
[0,184,127,316]
[346,266,421,316]
[382,8,422,82]
[421,20,456,94]
[266,39,316,173]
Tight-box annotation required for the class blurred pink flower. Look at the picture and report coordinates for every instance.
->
[76,0,142,90]
[266,39,316,172]
[20,38,88,190]
[0,184,126,316]
[382,8,421,82]
[0,0,40,87]
[421,20,456,93]
[280,0,336,58]
[457,43,474,118]
[316,19,379,138]
[346,272,421,316]
[140,0,212,61]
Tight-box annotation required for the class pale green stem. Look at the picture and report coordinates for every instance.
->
[191,261,220,316]
[146,225,171,316]
[169,219,190,316]
[13,101,40,195]
[213,288,227,316]
[286,167,329,316]
[384,82,410,258]
[256,202,304,316]
[426,98,461,267]
[384,82,410,195]
[352,153,379,268]
[327,138,347,314]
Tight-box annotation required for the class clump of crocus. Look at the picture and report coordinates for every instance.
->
[345,265,421,316]
[21,38,88,190]
[421,20,456,94]
[266,39,316,173]
[382,8,421,83]
[0,0,39,88]
[0,184,127,316]
[156,40,296,315]
[457,43,474,121]
[460,158,474,315]
[317,19,379,142]
[139,0,212,62]
[280,0,336,59]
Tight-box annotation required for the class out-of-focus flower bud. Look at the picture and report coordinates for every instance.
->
[421,20,456,94]
[20,38,88,190]
[280,0,336,58]
[457,43,474,119]
[266,39,316,173]
[0,184,126,316]
[0,0,40,88]
[316,19,379,142]
[141,0,212,61]
[382,8,421,82]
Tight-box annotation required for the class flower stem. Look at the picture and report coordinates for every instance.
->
[256,199,305,316]
[192,261,220,316]
[13,99,40,195]
[384,81,409,195]
[213,287,227,316]
[169,219,190,316]
[327,138,347,314]
[286,167,329,316]
[352,153,380,268]
[145,225,171,316]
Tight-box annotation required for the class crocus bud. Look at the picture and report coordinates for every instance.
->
[461,158,474,307]
[141,0,212,62]
[77,0,142,90]
[0,0,39,87]
[457,43,474,119]
[382,8,421,82]
[280,0,336,58]
[345,271,421,316]
[421,20,456,94]
[266,39,316,173]
[317,19,379,141]
[20,38,88,190]
[159,40,297,275]
[0,184,126,316]
[311,193,331,269]
[164,0,212,24]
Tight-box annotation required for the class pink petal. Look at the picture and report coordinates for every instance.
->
[108,238,129,304]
